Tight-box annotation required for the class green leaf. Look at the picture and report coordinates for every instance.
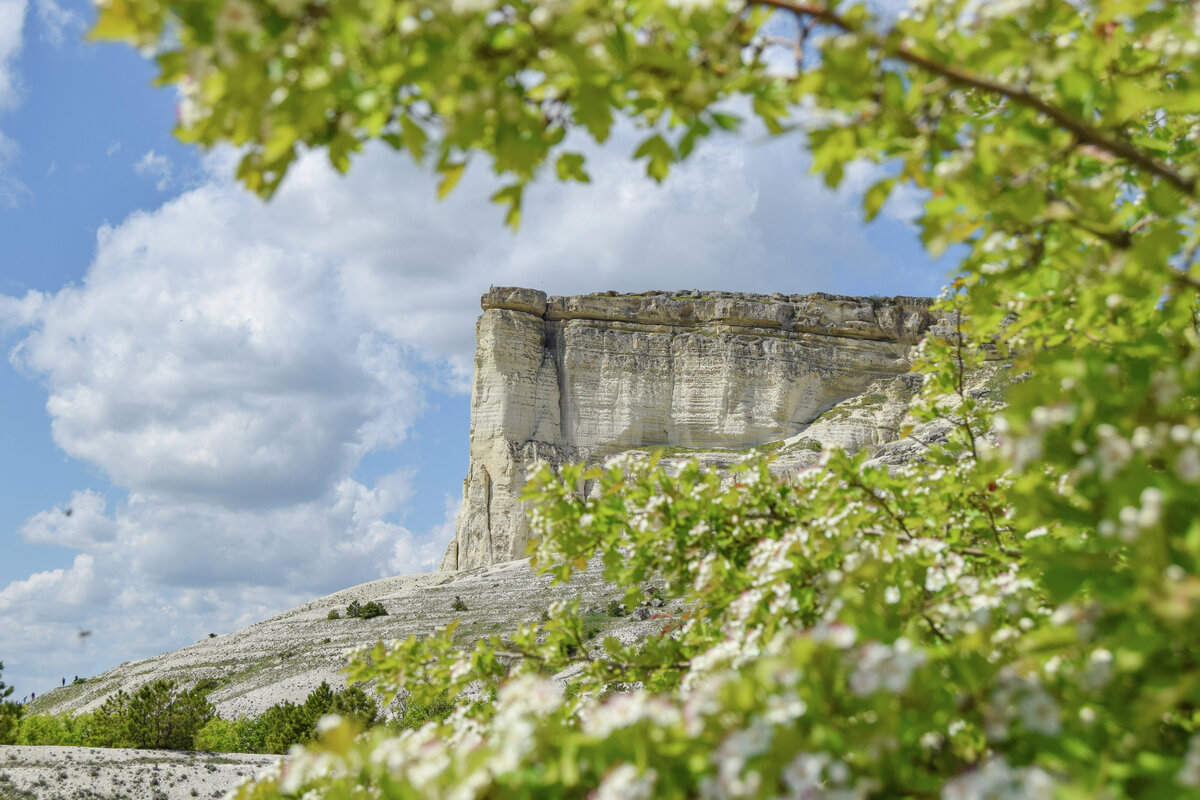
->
[634,134,673,182]
[437,162,466,200]
[399,115,427,163]
[709,112,740,132]
[863,177,895,222]
[491,183,524,229]
[555,152,591,183]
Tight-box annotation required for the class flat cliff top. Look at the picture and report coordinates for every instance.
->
[481,287,940,339]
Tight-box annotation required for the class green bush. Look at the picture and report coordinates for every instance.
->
[0,662,21,745]
[450,595,468,612]
[345,600,387,620]
[13,713,82,747]
[13,679,379,756]
[794,436,823,452]
[331,685,378,729]
[249,681,379,754]
[125,680,215,750]
[19,680,218,751]
[193,717,242,753]
[326,609,340,620]
[387,694,454,733]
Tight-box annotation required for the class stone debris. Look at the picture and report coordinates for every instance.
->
[0,745,276,800]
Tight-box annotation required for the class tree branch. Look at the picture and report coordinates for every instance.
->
[749,0,1197,197]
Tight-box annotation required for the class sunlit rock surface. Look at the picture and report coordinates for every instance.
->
[442,288,950,571]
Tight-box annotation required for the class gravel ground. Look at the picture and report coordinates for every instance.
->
[0,745,277,800]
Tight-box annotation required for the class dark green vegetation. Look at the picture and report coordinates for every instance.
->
[2,680,378,756]
[344,600,388,620]
[6,679,213,750]
[0,663,20,745]
[385,694,454,733]
[194,682,377,754]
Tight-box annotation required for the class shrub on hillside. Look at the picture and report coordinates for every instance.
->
[17,680,218,750]
[387,693,454,733]
[193,716,243,753]
[196,682,379,755]
[326,609,340,620]
[125,680,215,750]
[0,662,21,745]
[12,712,82,747]
[345,600,387,620]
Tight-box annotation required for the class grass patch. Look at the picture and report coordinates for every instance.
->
[790,437,823,453]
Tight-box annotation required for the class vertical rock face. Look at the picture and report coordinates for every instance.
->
[440,287,941,571]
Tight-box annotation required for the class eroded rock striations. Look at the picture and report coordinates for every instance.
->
[441,287,946,571]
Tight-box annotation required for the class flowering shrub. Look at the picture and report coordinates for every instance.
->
[93,0,1200,796]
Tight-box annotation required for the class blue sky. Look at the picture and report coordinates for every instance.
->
[0,0,952,696]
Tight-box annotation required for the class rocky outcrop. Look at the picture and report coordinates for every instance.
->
[441,288,947,571]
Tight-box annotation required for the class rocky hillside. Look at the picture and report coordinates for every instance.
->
[28,558,645,720]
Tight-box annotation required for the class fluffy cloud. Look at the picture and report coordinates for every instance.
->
[13,201,417,506]
[0,0,25,111]
[33,0,81,49]
[19,490,118,550]
[133,149,173,190]
[0,0,28,207]
[0,480,457,692]
[0,123,942,691]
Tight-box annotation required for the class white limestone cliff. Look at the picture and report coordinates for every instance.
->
[441,288,949,571]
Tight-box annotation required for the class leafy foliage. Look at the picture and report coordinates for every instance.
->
[194,681,378,754]
[97,0,1200,797]
[91,0,783,226]
[386,693,455,733]
[124,679,216,749]
[345,599,388,619]
[13,679,214,750]
[12,680,377,755]
[0,662,22,745]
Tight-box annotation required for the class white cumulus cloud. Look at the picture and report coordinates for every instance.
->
[34,0,80,49]
[0,0,26,112]
[133,149,173,190]
[0,0,29,207]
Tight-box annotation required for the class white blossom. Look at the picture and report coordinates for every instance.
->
[848,638,926,696]
[591,764,658,800]
[1178,734,1200,788]
[942,757,1057,800]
